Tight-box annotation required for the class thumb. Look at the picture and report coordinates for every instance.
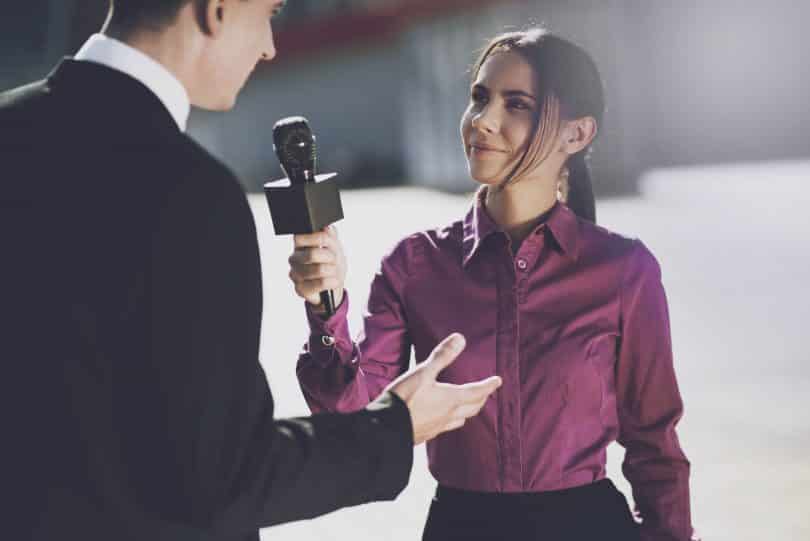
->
[426,333,466,377]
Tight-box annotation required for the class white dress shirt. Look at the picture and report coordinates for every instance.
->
[75,33,191,132]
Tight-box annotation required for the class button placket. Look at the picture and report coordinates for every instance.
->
[495,251,520,490]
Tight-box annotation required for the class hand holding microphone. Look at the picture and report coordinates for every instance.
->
[265,116,344,316]
[288,226,347,316]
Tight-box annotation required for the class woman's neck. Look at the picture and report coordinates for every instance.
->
[484,176,557,249]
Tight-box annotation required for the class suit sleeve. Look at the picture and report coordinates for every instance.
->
[296,238,414,414]
[616,241,693,541]
[147,164,413,536]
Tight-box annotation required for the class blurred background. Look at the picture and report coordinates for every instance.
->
[3,1,809,540]
[4,0,810,194]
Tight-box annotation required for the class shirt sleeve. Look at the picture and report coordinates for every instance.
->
[296,238,413,414]
[616,240,694,541]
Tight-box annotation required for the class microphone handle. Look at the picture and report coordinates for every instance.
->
[320,290,336,317]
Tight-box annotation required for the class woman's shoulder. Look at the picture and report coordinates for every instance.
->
[381,220,464,272]
[574,214,661,276]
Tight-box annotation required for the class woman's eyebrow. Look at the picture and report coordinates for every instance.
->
[501,89,537,101]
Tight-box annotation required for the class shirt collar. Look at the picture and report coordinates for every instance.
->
[74,34,191,132]
[462,187,501,267]
[462,186,581,267]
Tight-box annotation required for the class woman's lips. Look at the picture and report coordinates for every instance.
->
[469,143,505,156]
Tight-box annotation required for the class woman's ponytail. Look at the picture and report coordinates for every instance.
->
[565,150,596,223]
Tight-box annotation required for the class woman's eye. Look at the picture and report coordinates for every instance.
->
[471,90,488,104]
[507,99,531,111]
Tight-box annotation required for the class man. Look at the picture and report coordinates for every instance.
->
[0,1,501,539]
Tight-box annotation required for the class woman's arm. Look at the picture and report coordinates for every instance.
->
[616,240,694,541]
[292,233,413,413]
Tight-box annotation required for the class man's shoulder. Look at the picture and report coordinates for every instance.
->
[166,135,246,205]
[0,79,50,111]
[0,79,52,138]
[173,135,234,181]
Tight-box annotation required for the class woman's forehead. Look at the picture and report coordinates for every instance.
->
[475,50,538,93]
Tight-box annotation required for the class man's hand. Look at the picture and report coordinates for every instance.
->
[385,333,502,445]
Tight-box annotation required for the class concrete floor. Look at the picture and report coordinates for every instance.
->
[251,160,810,540]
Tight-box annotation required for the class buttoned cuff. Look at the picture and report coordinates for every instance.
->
[305,290,354,366]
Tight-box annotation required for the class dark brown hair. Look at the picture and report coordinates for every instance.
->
[106,0,192,37]
[472,28,604,222]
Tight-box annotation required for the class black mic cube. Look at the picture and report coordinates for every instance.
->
[263,173,344,235]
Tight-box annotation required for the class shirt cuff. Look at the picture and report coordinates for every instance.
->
[305,290,353,365]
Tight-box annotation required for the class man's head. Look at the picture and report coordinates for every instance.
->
[105,0,286,110]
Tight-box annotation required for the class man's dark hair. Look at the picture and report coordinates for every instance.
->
[106,0,191,37]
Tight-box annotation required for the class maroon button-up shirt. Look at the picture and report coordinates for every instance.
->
[297,191,693,540]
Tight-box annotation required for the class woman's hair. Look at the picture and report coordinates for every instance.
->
[472,28,604,222]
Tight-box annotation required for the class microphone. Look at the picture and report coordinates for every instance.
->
[265,116,344,317]
[273,116,317,184]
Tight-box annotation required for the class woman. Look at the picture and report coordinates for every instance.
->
[288,28,694,540]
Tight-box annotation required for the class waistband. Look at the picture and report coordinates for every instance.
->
[435,479,619,508]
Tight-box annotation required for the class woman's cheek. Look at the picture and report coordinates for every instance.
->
[459,113,471,147]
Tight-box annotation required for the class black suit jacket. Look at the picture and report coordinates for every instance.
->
[0,59,413,540]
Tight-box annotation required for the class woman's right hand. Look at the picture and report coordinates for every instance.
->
[288,226,347,313]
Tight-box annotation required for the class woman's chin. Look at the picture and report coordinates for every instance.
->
[468,170,505,187]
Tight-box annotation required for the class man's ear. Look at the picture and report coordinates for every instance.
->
[196,0,226,37]
[560,116,598,156]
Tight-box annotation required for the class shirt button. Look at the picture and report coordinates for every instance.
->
[321,335,335,347]
[516,258,528,270]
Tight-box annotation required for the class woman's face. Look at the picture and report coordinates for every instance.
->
[460,50,541,186]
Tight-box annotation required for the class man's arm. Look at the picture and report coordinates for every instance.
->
[143,161,412,534]
[147,159,499,535]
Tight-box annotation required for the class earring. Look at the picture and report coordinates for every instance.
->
[557,167,570,203]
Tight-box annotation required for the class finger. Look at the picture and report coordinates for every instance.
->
[294,232,332,249]
[457,376,503,402]
[439,376,502,405]
[290,247,336,266]
[443,418,466,434]
[454,396,491,419]
[298,277,342,293]
[425,333,466,376]
[291,263,337,281]
[293,283,322,304]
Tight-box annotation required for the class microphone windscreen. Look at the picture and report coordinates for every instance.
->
[273,116,316,183]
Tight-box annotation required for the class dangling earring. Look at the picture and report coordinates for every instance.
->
[557,167,570,203]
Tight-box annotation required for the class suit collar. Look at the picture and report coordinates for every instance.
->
[74,34,190,132]
[46,58,181,137]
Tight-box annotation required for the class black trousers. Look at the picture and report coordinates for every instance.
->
[422,479,641,541]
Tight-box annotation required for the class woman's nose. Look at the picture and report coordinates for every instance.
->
[471,105,497,133]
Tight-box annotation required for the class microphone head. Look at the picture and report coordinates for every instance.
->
[273,116,317,184]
